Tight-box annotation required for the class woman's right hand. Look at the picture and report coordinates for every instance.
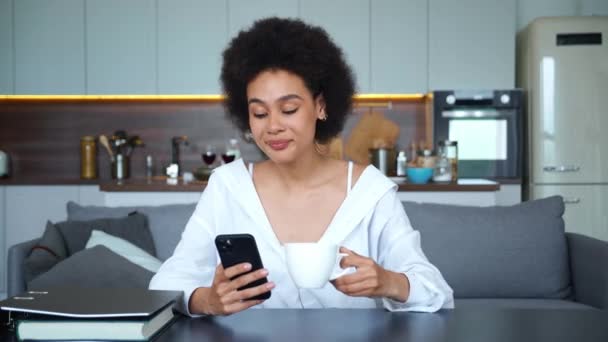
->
[201,263,274,315]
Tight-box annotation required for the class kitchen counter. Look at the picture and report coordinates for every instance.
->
[98,177,500,192]
[0,178,101,185]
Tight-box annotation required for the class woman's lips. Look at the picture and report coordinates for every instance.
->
[267,140,291,151]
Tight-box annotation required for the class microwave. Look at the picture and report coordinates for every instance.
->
[432,89,523,179]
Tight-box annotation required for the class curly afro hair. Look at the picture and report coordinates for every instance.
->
[220,17,355,144]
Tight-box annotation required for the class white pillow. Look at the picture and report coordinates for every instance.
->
[85,230,162,273]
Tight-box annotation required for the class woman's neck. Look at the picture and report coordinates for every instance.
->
[266,150,336,191]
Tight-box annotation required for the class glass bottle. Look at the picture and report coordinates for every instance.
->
[228,138,241,159]
[439,140,458,182]
[80,136,97,179]
[433,144,452,183]
[396,151,407,176]
[417,149,436,168]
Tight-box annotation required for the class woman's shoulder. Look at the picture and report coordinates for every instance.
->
[349,161,367,185]
[210,158,248,177]
[204,159,251,190]
[348,161,397,200]
[342,160,388,186]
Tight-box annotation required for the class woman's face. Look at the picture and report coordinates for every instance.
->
[247,69,325,164]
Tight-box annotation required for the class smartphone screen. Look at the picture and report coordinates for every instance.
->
[214,234,271,300]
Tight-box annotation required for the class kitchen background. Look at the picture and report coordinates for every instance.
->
[0,0,607,298]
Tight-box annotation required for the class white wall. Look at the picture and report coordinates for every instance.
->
[517,0,608,31]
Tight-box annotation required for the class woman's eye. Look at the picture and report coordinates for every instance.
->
[253,112,267,118]
[283,108,298,114]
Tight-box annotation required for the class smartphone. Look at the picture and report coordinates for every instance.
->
[214,233,271,300]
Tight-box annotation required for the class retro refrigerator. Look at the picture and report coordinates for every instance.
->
[518,16,608,241]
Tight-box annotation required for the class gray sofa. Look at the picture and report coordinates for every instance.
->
[7,196,608,310]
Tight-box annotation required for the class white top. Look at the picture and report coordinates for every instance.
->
[149,159,454,315]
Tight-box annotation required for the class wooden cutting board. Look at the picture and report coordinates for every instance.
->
[345,111,400,164]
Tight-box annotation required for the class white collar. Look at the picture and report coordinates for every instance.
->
[216,159,396,256]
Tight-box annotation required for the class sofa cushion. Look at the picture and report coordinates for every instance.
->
[28,245,154,290]
[23,222,68,283]
[67,201,196,261]
[455,298,595,310]
[403,195,571,299]
[54,212,156,257]
[86,230,162,273]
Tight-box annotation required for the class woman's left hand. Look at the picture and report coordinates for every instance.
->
[331,247,410,302]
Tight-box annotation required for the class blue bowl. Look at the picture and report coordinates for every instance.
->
[407,167,434,184]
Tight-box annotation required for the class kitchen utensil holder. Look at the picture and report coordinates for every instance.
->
[111,154,130,180]
[369,148,396,176]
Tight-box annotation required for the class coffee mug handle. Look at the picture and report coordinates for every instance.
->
[329,252,355,280]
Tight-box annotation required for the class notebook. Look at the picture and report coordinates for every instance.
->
[0,287,181,341]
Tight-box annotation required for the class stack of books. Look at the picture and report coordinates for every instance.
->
[0,287,181,341]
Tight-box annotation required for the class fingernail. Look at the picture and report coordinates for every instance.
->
[243,263,251,270]
[260,269,268,276]
[266,282,275,289]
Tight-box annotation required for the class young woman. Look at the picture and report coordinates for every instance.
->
[150,17,454,315]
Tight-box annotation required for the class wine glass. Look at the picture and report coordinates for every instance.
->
[202,144,216,168]
[221,140,239,164]
[221,152,235,164]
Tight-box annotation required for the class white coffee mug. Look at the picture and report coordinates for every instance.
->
[284,242,354,288]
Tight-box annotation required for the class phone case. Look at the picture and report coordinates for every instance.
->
[215,234,271,300]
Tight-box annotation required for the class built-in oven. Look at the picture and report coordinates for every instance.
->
[433,89,523,179]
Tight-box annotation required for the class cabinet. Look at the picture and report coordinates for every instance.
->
[86,0,156,94]
[14,0,85,94]
[429,0,516,90]
[0,186,5,295]
[3,186,79,298]
[101,189,498,208]
[228,0,298,37]
[78,185,105,206]
[158,0,228,94]
[3,186,104,249]
[1,185,104,298]
[103,192,201,207]
[516,0,577,31]
[371,0,428,93]
[530,185,608,242]
[397,190,497,206]
[581,0,608,16]
[4,186,79,249]
[494,184,522,206]
[0,0,13,94]
[2,0,525,95]
[300,0,371,93]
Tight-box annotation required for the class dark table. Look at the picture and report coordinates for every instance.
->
[156,309,608,342]
[2,309,607,341]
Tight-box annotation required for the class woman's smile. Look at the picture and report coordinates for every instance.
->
[267,139,292,151]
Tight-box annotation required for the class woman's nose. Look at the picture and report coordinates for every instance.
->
[266,112,284,133]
